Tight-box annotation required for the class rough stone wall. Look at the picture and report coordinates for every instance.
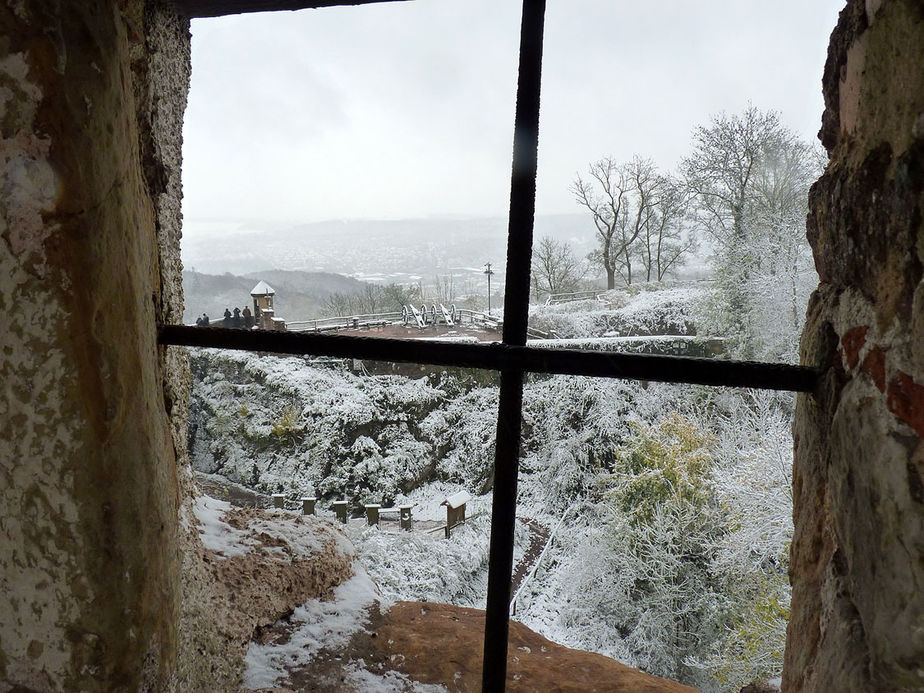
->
[0,1,189,689]
[787,1,924,691]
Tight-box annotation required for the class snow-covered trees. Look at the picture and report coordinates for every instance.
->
[592,415,725,685]
[681,107,821,359]
[573,107,821,361]
[512,386,795,692]
[697,391,794,689]
[191,282,798,691]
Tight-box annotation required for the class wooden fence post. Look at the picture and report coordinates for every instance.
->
[400,504,413,531]
[365,504,380,526]
[272,493,285,509]
[301,497,316,515]
[332,500,348,524]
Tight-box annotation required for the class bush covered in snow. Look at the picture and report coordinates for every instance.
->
[527,282,714,340]
[190,351,445,505]
[512,388,795,692]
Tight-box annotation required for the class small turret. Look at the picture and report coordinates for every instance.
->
[250,280,276,329]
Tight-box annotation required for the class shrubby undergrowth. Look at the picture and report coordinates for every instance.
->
[527,282,710,339]
[189,281,797,692]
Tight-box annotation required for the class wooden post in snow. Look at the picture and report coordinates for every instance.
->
[441,491,472,538]
[400,504,413,531]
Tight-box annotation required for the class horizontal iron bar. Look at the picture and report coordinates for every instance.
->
[158,324,821,392]
[176,0,411,18]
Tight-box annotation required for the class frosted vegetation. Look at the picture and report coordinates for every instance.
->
[190,281,798,692]
[189,107,817,691]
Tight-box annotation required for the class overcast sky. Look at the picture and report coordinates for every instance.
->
[182,0,845,225]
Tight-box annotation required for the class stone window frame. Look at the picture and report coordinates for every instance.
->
[162,0,821,689]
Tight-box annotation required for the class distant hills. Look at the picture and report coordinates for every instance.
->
[179,215,709,323]
[182,269,367,325]
[180,214,597,280]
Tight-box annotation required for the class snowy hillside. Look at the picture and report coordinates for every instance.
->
[188,283,794,692]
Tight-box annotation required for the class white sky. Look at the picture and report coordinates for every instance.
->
[182,0,845,224]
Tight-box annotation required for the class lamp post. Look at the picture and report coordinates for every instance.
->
[484,262,494,315]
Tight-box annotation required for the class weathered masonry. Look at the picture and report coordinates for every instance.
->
[1,1,922,691]
[786,2,924,690]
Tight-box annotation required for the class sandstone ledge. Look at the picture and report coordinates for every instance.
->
[369,601,699,693]
[248,599,698,692]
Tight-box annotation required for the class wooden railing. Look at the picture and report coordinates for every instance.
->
[286,312,402,332]
[544,290,605,305]
[286,307,503,333]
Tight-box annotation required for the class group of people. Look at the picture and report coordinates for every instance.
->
[195,305,254,329]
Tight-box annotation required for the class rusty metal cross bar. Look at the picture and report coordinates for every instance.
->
[158,325,820,392]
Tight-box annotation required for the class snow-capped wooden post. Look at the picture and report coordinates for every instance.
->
[301,497,316,515]
[365,503,380,526]
[399,504,413,531]
[441,491,471,539]
[332,500,348,524]
[272,493,285,509]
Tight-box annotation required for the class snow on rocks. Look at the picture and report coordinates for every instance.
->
[191,494,343,560]
[175,491,356,690]
[192,495,251,558]
[189,348,445,501]
[243,567,382,690]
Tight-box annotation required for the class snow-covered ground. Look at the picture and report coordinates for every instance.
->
[243,569,384,689]
[189,281,795,692]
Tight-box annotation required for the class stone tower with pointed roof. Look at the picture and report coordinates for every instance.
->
[250,280,275,328]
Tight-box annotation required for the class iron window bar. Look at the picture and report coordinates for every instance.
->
[163,0,823,689]
[158,326,819,391]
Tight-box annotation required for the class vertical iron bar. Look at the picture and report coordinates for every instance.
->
[482,0,546,691]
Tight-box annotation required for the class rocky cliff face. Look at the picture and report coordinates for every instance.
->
[788,1,924,690]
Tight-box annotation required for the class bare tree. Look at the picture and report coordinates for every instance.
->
[380,282,418,311]
[323,291,355,316]
[620,157,662,284]
[573,156,663,288]
[530,236,585,300]
[323,282,417,316]
[571,157,630,290]
[433,274,456,303]
[638,176,696,282]
[358,283,380,314]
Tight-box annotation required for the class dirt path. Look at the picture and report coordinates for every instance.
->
[510,518,550,601]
